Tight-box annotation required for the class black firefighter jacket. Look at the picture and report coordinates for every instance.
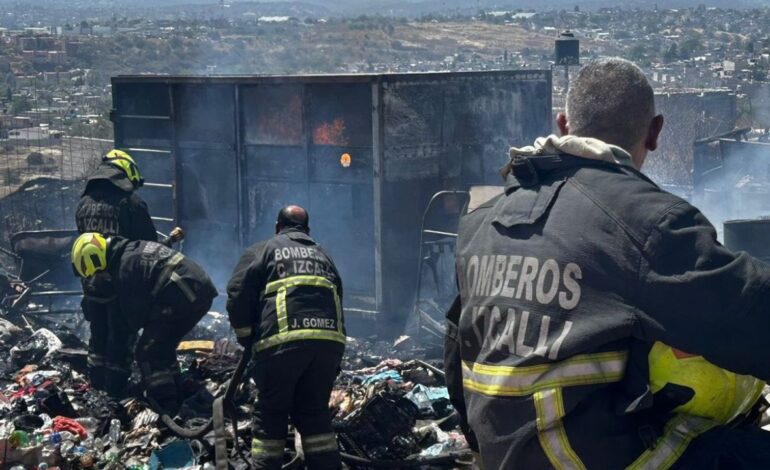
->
[226,227,345,353]
[75,162,158,242]
[450,154,770,469]
[83,238,217,332]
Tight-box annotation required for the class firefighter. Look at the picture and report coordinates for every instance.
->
[75,149,157,241]
[447,58,770,469]
[71,232,217,413]
[75,149,182,394]
[227,205,345,470]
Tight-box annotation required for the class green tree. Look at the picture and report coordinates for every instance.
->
[628,44,649,66]
[679,37,703,59]
[9,96,31,115]
[751,65,767,82]
[663,43,678,63]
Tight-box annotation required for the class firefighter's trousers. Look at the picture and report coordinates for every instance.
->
[85,299,135,398]
[251,340,344,470]
[135,286,211,413]
[87,286,210,413]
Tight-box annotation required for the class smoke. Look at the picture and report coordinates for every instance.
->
[117,72,551,337]
[641,90,763,240]
[692,140,770,240]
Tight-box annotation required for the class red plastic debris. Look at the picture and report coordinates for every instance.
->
[52,416,88,440]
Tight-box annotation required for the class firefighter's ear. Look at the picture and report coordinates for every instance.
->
[556,112,569,136]
[645,114,664,152]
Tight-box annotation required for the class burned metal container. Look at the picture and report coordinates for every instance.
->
[724,219,770,263]
[110,71,552,332]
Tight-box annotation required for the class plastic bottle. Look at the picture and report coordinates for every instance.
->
[105,450,119,463]
[108,419,121,446]
[60,441,75,458]
[9,430,30,448]
[94,437,105,451]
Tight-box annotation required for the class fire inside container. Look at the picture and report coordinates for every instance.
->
[110,71,552,334]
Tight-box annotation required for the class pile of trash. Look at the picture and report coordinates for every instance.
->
[0,316,471,469]
[0,318,249,470]
[332,351,470,466]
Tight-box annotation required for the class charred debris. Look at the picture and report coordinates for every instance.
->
[0,296,471,469]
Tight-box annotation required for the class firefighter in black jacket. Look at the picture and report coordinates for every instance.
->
[227,205,345,470]
[448,58,770,469]
[75,149,158,241]
[76,149,183,393]
[71,232,217,413]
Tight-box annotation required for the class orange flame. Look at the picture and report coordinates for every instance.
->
[313,118,349,146]
[340,153,351,168]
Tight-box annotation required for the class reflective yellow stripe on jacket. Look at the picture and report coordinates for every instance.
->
[626,415,718,470]
[463,350,715,469]
[254,275,345,352]
[462,351,627,397]
[150,252,196,303]
[463,351,627,470]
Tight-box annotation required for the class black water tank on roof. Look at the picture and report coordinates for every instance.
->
[555,31,580,66]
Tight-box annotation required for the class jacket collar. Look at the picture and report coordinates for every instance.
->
[278,227,314,243]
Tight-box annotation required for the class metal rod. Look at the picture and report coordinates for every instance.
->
[118,115,171,120]
[371,79,384,315]
[422,229,458,238]
[124,148,172,154]
[29,291,83,296]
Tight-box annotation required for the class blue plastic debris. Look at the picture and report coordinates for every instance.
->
[361,369,403,386]
[405,384,451,414]
[148,440,196,470]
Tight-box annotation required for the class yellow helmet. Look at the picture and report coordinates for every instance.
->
[649,341,765,424]
[71,233,108,278]
[103,149,143,188]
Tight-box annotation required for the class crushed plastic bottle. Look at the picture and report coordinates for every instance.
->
[108,419,121,446]
[60,440,74,458]
[9,430,30,448]
[89,437,103,453]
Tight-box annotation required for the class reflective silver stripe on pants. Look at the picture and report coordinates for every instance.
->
[462,351,627,397]
[144,370,175,388]
[302,433,338,454]
[88,354,106,366]
[626,415,717,470]
[89,354,129,373]
[252,438,285,458]
[534,387,586,470]
[234,326,253,338]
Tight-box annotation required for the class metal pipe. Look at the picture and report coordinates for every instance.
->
[422,229,458,238]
